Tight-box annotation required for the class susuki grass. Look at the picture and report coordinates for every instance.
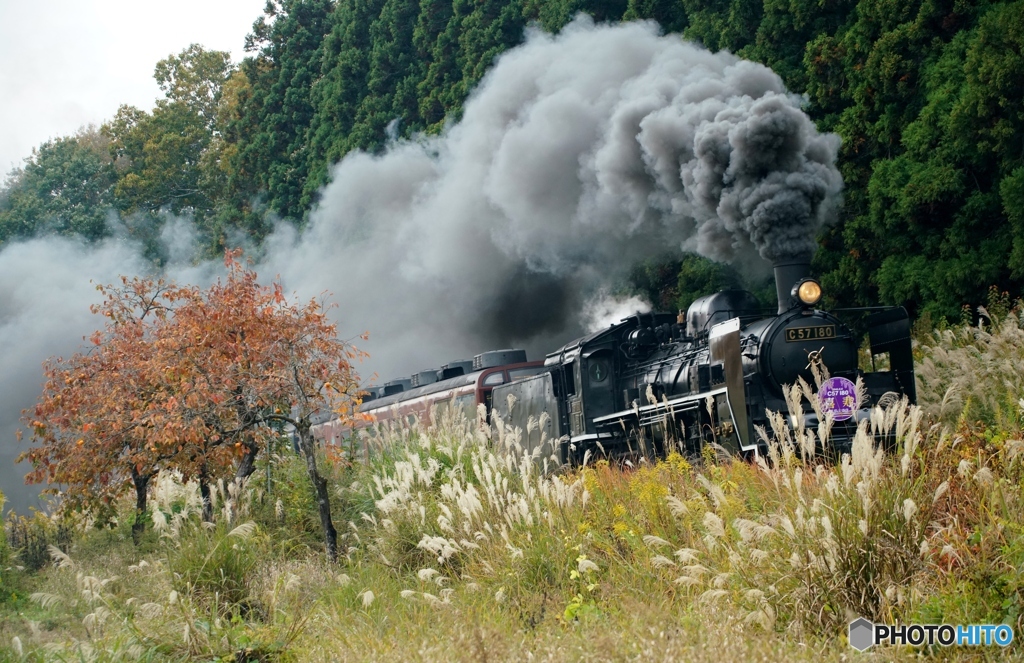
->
[2,310,1024,661]
[917,302,1024,432]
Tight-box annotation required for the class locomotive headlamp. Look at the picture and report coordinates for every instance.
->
[794,278,822,307]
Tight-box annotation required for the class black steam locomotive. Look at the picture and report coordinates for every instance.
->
[489,257,916,464]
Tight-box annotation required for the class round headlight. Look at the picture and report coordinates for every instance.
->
[795,279,822,306]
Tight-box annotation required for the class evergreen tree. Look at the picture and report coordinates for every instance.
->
[622,0,687,35]
[458,0,527,90]
[742,0,855,91]
[408,0,455,131]
[521,0,631,33]
[351,0,423,144]
[232,0,335,223]
[680,0,761,52]
[417,0,472,130]
[306,0,388,198]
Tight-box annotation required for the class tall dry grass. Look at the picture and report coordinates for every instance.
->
[916,304,1024,432]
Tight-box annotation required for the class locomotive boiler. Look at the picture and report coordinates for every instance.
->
[491,257,916,464]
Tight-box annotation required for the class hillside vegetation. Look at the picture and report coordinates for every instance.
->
[1,305,1022,661]
[1,0,1023,318]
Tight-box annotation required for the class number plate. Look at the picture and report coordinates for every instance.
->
[785,324,836,342]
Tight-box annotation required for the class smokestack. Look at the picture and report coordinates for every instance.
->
[773,256,812,313]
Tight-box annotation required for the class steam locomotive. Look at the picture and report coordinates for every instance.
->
[315,257,916,463]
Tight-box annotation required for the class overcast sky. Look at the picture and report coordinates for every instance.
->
[0,0,268,178]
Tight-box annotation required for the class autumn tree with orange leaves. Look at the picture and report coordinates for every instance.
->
[20,276,189,542]
[21,252,366,557]
[162,251,368,559]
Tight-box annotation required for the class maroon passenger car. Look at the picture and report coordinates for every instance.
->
[311,349,545,446]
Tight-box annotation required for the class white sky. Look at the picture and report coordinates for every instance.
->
[0,0,268,177]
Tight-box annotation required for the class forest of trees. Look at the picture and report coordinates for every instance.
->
[1,0,1022,320]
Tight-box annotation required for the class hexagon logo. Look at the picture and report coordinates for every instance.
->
[849,617,874,651]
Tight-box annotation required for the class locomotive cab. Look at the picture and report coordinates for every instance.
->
[540,312,680,462]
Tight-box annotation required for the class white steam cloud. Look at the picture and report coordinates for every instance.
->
[582,294,653,333]
[0,18,841,511]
